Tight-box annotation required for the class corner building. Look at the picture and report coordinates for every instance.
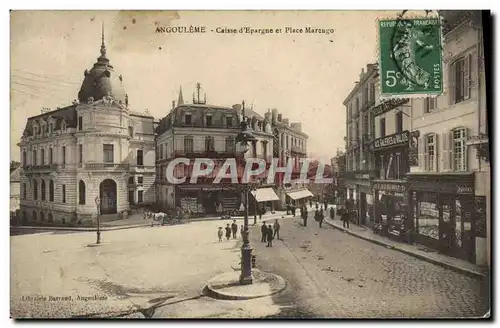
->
[18,34,155,226]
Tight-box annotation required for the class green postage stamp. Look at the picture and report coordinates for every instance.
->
[378,16,444,98]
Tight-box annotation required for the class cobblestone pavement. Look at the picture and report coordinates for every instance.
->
[249,215,490,318]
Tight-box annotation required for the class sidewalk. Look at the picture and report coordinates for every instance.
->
[323,215,488,279]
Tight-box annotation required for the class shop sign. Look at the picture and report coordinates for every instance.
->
[371,98,409,117]
[373,182,406,193]
[373,131,410,151]
[457,185,473,194]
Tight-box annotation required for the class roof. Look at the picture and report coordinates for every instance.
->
[23,104,78,136]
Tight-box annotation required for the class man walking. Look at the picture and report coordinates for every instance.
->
[273,219,281,240]
[291,204,296,217]
[319,208,324,228]
[231,220,238,239]
[225,224,232,240]
[342,209,350,229]
[302,206,308,227]
[330,206,335,221]
[261,222,268,242]
[266,224,274,247]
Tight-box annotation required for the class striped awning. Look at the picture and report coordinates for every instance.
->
[286,189,314,200]
[251,187,279,202]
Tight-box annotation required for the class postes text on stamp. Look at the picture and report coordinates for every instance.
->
[378,17,443,98]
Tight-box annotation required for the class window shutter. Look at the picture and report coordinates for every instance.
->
[441,131,449,171]
[418,137,424,171]
[464,54,471,100]
[449,62,456,105]
[446,130,454,171]
[464,127,469,171]
[434,133,439,172]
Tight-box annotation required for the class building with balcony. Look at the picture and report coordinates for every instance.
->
[155,89,277,215]
[270,109,312,209]
[407,11,489,266]
[17,32,155,226]
[343,64,378,225]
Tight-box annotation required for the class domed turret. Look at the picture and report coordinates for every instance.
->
[77,25,126,104]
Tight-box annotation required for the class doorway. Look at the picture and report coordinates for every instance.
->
[100,179,117,214]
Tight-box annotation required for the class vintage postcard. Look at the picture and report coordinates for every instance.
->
[9,10,491,319]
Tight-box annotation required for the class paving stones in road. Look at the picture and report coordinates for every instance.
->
[249,216,490,318]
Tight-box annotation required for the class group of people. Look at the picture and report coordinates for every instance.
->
[285,203,297,217]
[261,219,280,247]
[218,219,244,242]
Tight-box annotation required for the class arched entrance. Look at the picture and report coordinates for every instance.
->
[100,179,117,214]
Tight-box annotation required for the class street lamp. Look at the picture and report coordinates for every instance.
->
[95,196,101,244]
[235,100,257,285]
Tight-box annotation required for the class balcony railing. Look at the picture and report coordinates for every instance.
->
[173,150,239,158]
[85,163,130,170]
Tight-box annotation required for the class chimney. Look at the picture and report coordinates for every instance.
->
[264,111,271,122]
[277,114,282,122]
[272,108,278,124]
[359,67,365,79]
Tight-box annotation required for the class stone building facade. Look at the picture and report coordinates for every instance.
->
[18,33,155,226]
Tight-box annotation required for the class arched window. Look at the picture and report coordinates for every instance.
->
[41,180,46,201]
[33,180,38,200]
[49,180,54,201]
[79,180,86,205]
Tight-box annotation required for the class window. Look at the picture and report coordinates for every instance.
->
[424,97,438,113]
[41,180,46,201]
[33,211,37,222]
[128,176,134,184]
[205,136,215,151]
[356,98,360,112]
[370,83,375,102]
[395,111,403,134]
[62,146,66,165]
[128,126,134,138]
[128,190,135,205]
[395,152,401,179]
[22,151,26,167]
[252,141,257,157]
[184,114,192,125]
[138,176,143,184]
[78,180,86,205]
[262,141,268,158]
[33,126,38,137]
[453,128,467,171]
[62,184,66,203]
[138,190,143,203]
[49,180,54,201]
[137,149,143,166]
[451,55,471,104]
[41,149,45,165]
[380,117,386,138]
[103,144,114,163]
[164,143,168,158]
[49,148,53,164]
[362,86,369,107]
[225,137,235,153]
[22,183,26,200]
[206,115,212,127]
[49,123,53,135]
[159,145,163,159]
[348,104,352,120]
[425,134,436,171]
[79,144,83,164]
[226,116,233,127]
[78,116,83,130]
[184,136,194,153]
[362,113,369,137]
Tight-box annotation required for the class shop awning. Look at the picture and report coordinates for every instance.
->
[251,188,280,202]
[286,189,314,200]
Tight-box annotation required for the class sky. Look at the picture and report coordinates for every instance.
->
[10,10,409,163]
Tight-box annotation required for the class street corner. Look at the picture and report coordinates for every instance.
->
[203,269,286,301]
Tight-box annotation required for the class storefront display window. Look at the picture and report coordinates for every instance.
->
[417,193,439,240]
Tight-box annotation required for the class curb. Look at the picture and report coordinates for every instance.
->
[323,217,487,279]
[11,223,152,232]
[204,270,287,301]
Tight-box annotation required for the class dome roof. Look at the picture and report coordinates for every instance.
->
[77,29,127,104]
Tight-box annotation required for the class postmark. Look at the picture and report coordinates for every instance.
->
[378,15,444,98]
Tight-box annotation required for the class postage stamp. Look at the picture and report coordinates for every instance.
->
[378,16,444,98]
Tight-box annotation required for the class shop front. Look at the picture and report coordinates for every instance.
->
[251,187,280,213]
[372,181,412,240]
[175,185,241,216]
[286,188,314,207]
[407,173,476,263]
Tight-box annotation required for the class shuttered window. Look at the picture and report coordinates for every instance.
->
[450,54,472,104]
[424,134,438,171]
[452,128,467,171]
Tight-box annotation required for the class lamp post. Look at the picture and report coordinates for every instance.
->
[95,196,101,244]
[235,100,257,285]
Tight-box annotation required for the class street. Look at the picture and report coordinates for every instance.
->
[10,214,489,318]
[250,215,490,318]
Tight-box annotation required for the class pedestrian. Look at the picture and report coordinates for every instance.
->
[309,199,313,208]
[261,222,268,242]
[273,219,281,240]
[240,224,244,239]
[225,224,232,240]
[319,209,324,228]
[266,224,274,247]
[217,227,223,242]
[330,206,335,220]
[324,201,328,211]
[302,206,308,227]
[292,204,296,217]
[342,210,350,229]
[315,202,319,210]
[231,220,238,239]
[286,203,290,215]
